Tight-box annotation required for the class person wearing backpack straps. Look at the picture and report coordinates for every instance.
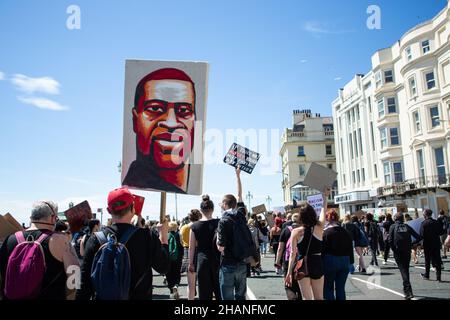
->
[364,213,380,267]
[285,187,330,300]
[388,212,422,300]
[0,201,80,300]
[216,167,256,300]
[75,187,169,300]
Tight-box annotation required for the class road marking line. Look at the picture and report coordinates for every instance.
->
[377,257,427,270]
[246,285,257,300]
[349,276,416,299]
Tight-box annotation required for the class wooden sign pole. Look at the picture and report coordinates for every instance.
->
[160,192,167,223]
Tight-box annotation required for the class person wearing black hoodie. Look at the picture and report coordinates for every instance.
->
[388,212,422,300]
[420,209,443,282]
[382,214,394,264]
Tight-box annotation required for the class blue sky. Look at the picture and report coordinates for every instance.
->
[0,0,447,223]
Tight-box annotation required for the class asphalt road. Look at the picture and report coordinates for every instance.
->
[152,250,450,300]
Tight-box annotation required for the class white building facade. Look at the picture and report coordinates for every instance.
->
[280,109,337,206]
[332,2,450,216]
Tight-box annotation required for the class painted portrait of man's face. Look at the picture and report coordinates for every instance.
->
[132,69,196,170]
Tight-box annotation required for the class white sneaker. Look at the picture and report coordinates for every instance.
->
[382,261,387,265]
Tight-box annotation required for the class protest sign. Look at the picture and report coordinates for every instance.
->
[133,194,145,216]
[252,204,267,214]
[121,60,209,195]
[0,214,22,242]
[64,201,92,233]
[407,217,424,241]
[307,194,323,217]
[4,213,23,231]
[303,162,337,192]
[223,143,260,174]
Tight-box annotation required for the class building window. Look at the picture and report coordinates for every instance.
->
[347,111,351,123]
[390,127,399,145]
[351,108,355,123]
[430,106,440,128]
[387,97,396,113]
[370,122,375,151]
[374,164,378,179]
[343,174,346,186]
[442,60,450,85]
[383,162,391,185]
[357,170,360,183]
[299,164,306,176]
[409,77,417,97]
[434,147,446,184]
[417,149,425,185]
[358,128,363,156]
[375,71,382,88]
[354,130,358,157]
[326,144,332,155]
[327,164,333,170]
[405,46,412,61]
[349,133,354,159]
[378,99,385,118]
[425,71,436,90]
[413,111,421,134]
[298,146,305,156]
[340,138,344,163]
[384,70,394,83]
[362,168,365,181]
[339,117,342,130]
[393,162,404,183]
[352,171,355,184]
[356,105,360,120]
[380,128,387,149]
[422,40,430,54]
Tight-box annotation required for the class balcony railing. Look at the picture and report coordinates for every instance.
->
[377,174,450,197]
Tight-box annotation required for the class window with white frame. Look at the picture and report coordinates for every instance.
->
[362,168,365,181]
[425,71,436,90]
[417,149,425,185]
[340,138,344,163]
[298,146,305,156]
[370,122,375,151]
[384,70,394,83]
[383,162,391,185]
[421,40,430,54]
[358,128,363,156]
[413,111,421,134]
[368,97,372,113]
[339,117,342,130]
[357,169,360,183]
[390,127,400,145]
[380,128,387,148]
[351,108,355,123]
[442,60,450,85]
[409,77,417,97]
[343,174,346,186]
[299,164,306,176]
[405,46,412,61]
[374,164,378,179]
[378,99,385,118]
[429,106,440,128]
[434,147,446,184]
[387,97,396,113]
[393,162,404,183]
[347,111,351,123]
[375,71,382,88]
[352,171,355,184]
[349,133,354,159]
[354,130,358,157]
[356,105,360,120]
[326,144,332,155]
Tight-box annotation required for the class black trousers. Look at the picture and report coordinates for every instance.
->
[166,258,183,291]
[384,241,391,262]
[424,246,442,280]
[369,239,379,266]
[197,252,221,300]
[393,251,412,295]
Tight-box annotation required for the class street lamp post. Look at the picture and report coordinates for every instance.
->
[246,191,253,212]
[266,195,272,209]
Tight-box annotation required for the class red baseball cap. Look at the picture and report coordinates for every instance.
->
[107,187,134,212]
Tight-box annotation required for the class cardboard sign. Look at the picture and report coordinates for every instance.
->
[0,214,22,241]
[303,162,337,192]
[121,60,209,195]
[252,204,267,214]
[4,213,24,231]
[223,143,260,174]
[64,201,92,233]
[406,217,425,241]
[307,194,323,217]
[133,195,145,216]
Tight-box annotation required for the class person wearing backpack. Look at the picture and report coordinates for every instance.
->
[351,215,367,273]
[0,201,80,300]
[166,221,183,299]
[275,213,302,300]
[437,210,449,259]
[79,219,100,258]
[420,209,443,282]
[382,214,394,265]
[365,213,380,267]
[189,195,221,300]
[388,212,422,300]
[75,187,169,300]
[216,167,256,300]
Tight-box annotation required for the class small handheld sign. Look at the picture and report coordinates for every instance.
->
[64,201,92,233]
[223,143,260,174]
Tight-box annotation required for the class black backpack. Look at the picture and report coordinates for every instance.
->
[392,223,411,251]
[224,211,256,262]
[368,222,380,239]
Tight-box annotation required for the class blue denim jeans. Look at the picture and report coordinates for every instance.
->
[323,254,350,300]
[219,262,247,300]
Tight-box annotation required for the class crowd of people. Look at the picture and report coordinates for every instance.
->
[0,167,449,301]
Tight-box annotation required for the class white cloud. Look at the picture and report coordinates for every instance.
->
[12,74,60,95]
[18,96,68,111]
[300,59,308,63]
[0,71,5,80]
[334,77,342,81]
[303,21,353,36]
